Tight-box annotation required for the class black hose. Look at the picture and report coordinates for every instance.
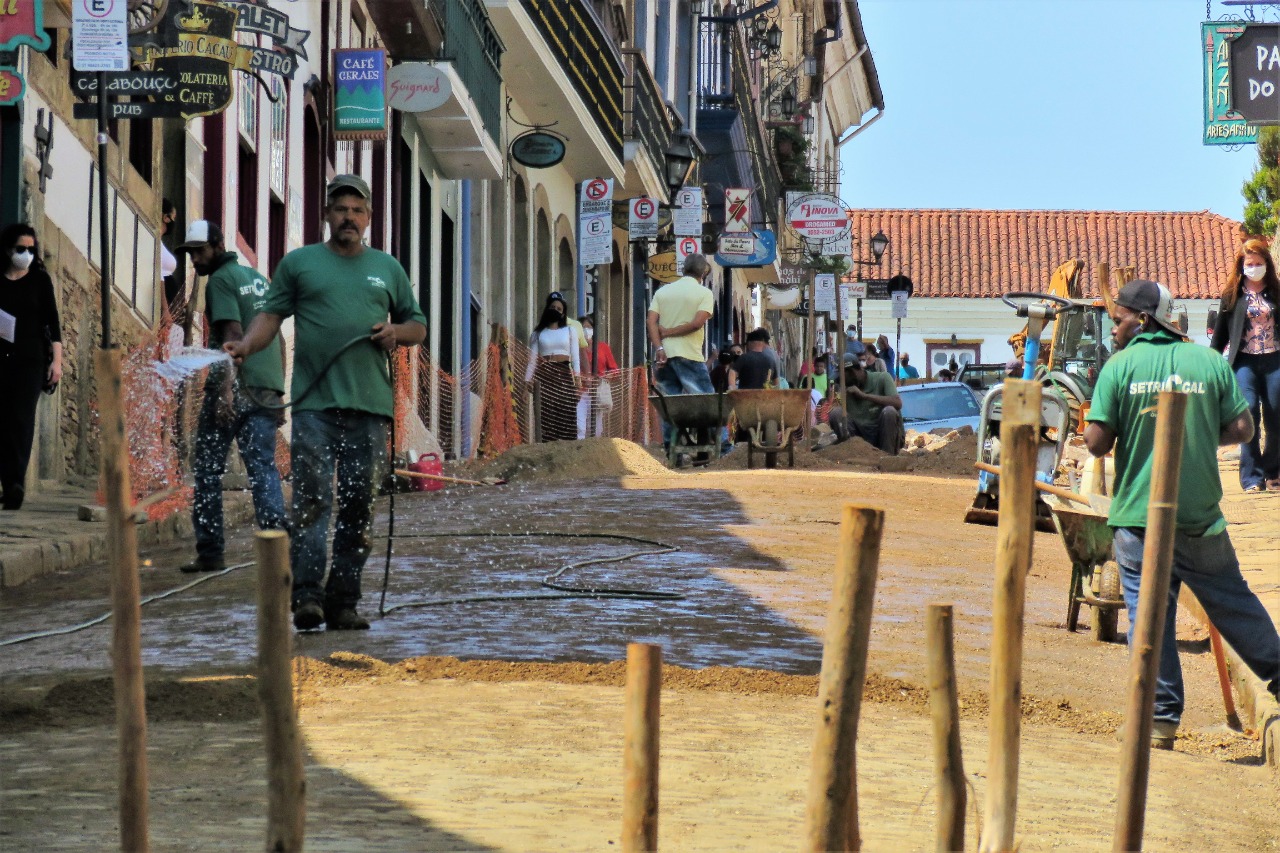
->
[240,332,383,411]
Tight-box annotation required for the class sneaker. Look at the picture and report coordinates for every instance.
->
[1243,484,1265,493]
[325,607,370,631]
[292,600,325,631]
[179,558,227,574]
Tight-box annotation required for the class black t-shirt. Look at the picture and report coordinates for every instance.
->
[734,348,781,389]
[0,268,61,362]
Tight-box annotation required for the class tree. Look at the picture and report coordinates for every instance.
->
[1241,127,1280,237]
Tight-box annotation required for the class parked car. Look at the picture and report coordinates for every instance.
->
[956,362,1008,394]
[898,381,982,433]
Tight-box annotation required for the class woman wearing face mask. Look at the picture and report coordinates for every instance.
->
[1212,238,1280,492]
[0,223,62,510]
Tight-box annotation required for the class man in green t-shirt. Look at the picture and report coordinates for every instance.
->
[227,175,427,632]
[177,221,287,574]
[1085,279,1278,748]
[828,353,904,454]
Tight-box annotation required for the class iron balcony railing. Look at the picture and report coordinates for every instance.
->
[519,0,625,157]
[436,0,505,146]
[623,49,674,184]
[729,28,780,230]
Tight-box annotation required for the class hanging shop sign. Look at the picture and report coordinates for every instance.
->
[1204,22,1259,144]
[511,131,566,168]
[222,0,310,59]
[0,0,50,53]
[139,1,239,120]
[724,188,751,233]
[715,228,777,268]
[646,251,681,284]
[333,48,388,140]
[387,62,452,113]
[0,67,23,106]
[1228,24,1280,124]
[786,193,850,242]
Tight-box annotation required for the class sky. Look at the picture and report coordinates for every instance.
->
[841,0,1259,219]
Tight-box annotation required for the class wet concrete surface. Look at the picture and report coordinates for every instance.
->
[0,478,826,678]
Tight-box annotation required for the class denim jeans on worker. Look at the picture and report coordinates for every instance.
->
[1233,350,1280,489]
[1113,526,1280,724]
[289,409,389,610]
[654,356,715,447]
[192,384,287,563]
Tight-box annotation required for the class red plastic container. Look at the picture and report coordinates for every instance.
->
[407,453,444,492]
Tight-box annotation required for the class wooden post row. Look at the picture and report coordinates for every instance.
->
[927,604,966,853]
[622,643,661,852]
[1113,392,1188,853]
[97,347,150,853]
[256,530,307,852]
[805,505,885,852]
[978,378,1042,853]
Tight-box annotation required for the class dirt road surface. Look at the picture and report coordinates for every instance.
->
[2,439,1277,850]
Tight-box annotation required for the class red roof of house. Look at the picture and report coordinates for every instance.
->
[843,209,1245,299]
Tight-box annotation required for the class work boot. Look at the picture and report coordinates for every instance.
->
[1115,719,1178,750]
[292,600,324,631]
[325,606,370,631]
[179,557,226,574]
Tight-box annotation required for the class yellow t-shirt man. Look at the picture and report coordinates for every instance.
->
[649,275,715,362]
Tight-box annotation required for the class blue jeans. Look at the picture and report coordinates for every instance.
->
[192,383,287,562]
[654,356,715,447]
[1114,526,1280,724]
[290,410,388,610]
[1233,350,1280,488]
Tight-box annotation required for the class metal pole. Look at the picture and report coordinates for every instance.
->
[806,268,817,388]
[98,72,111,347]
[895,317,902,386]
[591,263,600,436]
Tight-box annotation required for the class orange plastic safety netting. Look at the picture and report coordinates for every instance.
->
[395,326,662,460]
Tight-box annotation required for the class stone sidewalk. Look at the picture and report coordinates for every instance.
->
[0,481,252,589]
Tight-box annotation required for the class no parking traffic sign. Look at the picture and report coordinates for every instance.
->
[675,236,701,270]
[578,178,614,266]
[629,196,658,240]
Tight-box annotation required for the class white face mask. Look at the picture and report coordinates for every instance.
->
[10,248,34,270]
[584,328,594,340]
[1243,264,1266,282]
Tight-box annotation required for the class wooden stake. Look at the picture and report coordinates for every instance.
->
[926,604,966,853]
[978,378,1041,853]
[97,347,150,852]
[622,643,661,852]
[256,530,306,852]
[804,505,885,852]
[1113,391,1189,853]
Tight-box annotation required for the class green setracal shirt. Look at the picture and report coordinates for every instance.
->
[263,244,425,418]
[205,252,285,393]
[1086,329,1248,535]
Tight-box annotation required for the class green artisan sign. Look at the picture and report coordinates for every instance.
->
[333,48,387,140]
[1203,21,1259,145]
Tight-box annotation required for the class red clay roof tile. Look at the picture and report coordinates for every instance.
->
[843,209,1243,299]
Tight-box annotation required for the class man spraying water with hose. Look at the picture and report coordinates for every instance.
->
[177,221,288,574]
[226,175,426,632]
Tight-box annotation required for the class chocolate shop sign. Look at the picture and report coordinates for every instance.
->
[72,0,308,121]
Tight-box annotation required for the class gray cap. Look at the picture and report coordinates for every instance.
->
[327,173,371,200]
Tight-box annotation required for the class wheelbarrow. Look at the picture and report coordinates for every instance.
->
[726,388,812,469]
[648,391,731,468]
[1046,497,1124,642]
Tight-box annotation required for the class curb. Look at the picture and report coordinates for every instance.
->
[1223,639,1280,771]
[0,493,254,588]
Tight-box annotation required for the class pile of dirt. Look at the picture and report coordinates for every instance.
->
[902,429,980,477]
[472,437,669,482]
[0,675,260,731]
[704,436,885,472]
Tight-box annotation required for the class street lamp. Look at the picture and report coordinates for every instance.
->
[690,0,705,14]
[778,86,797,119]
[869,230,889,263]
[665,131,701,196]
[766,21,783,53]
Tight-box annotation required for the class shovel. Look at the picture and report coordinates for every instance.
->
[974,461,1111,515]
[395,469,507,487]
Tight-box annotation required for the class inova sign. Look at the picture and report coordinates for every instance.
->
[511,131,566,168]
